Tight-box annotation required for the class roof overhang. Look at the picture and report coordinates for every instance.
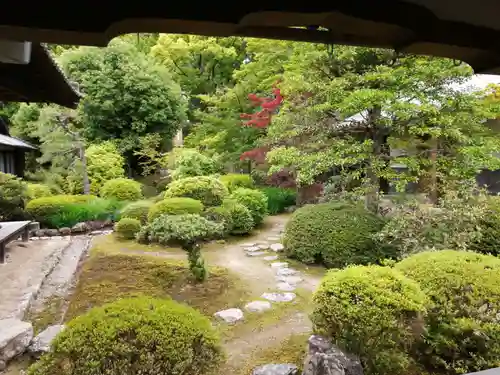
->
[0,2,500,73]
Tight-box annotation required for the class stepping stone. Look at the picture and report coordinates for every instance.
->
[271,262,288,269]
[276,268,298,277]
[241,242,256,247]
[252,364,298,375]
[258,244,270,250]
[244,246,261,252]
[244,300,272,313]
[28,324,64,356]
[270,243,285,252]
[214,308,244,324]
[276,275,303,285]
[246,251,267,257]
[276,282,296,292]
[263,255,279,261]
[262,292,296,303]
[267,236,281,241]
[0,319,33,365]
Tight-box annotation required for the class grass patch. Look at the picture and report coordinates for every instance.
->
[25,296,65,335]
[233,333,310,375]
[65,236,250,320]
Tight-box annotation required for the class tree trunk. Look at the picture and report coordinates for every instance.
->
[79,142,90,195]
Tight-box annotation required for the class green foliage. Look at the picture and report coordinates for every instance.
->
[0,172,26,220]
[27,297,223,375]
[396,250,500,374]
[25,183,53,201]
[115,218,141,239]
[228,188,268,225]
[148,197,204,222]
[260,187,296,214]
[312,265,427,375]
[170,148,222,180]
[165,176,228,207]
[469,196,500,256]
[203,206,233,235]
[219,174,254,192]
[120,200,154,224]
[84,142,125,194]
[283,202,390,268]
[100,178,143,202]
[222,199,254,235]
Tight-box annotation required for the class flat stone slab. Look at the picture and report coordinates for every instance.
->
[252,364,298,375]
[244,246,261,252]
[267,236,281,241]
[28,324,64,356]
[258,244,270,250]
[270,243,285,252]
[0,319,33,363]
[244,300,272,313]
[271,262,288,269]
[276,275,303,285]
[263,255,279,261]
[262,292,296,303]
[246,251,268,257]
[276,268,298,277]
[241,242,256,247]
[276,282,296,292]
[214,308,244,324]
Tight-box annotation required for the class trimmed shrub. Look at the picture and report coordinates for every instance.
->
[170,148,222,180]
[165,176,228,207]
[222,199,254,235]
[395,250,500,374]
[469,196,500,256]
[115,218,141,239]
[203,206,233,236]
[312,265,427,375]
[283,202,389,268]
[260,187,296,214]
[100,178,142,201]
[26,194,98,225]
[220,174,254,192]
[27,297,224,375]
[26,183,52,201]
[148,198,204,223]
[120,200,154,224]
[0,172,26,220]
[229,188,268,225]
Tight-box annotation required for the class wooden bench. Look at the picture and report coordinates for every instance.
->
[0,221,31,263]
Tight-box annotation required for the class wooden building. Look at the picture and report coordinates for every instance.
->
[0,116,35,177]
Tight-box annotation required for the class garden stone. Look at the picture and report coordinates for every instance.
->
[28,325,64,357]
[270,243,285,252]
[262,292,296,302]
[71,222,90,234]
[276,282,296,291]
[246,251,267,257]
[0,319,33,364]
[45,229,59,237]
[263,255,279,261]
[34,230,45,237]
[276,268,298,277]
[258,244,270,250]
[277,275,303,285]
[241,242,256,247]
[267,236,281,242]
[89,230,105,236]
[214,308,244,324]
[302,335,363,375]
[58,227,71,236]
[252,364,298,375]
[271,262,288,269]
[285,206,297,213]
[244,300,272,313]
[245,246,261,252]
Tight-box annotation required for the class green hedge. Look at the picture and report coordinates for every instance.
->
[27,297,224,375]
[220,174,254,192]
[260,187,296,214]
[312,265,427,375]
[148,198,204,223]
[165,176,228,207]
[26,183,52,201]
[228,188,267,226]
[100,178,143,201]
[283,202,389,268]
[223,199,254,235]
[114,218,141,239]
[395,250,500,374]
[120,200,154,224]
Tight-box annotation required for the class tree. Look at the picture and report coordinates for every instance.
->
[58,39,187,175]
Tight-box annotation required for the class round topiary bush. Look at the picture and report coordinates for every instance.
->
[120,200,154,224]
[283,202,388,268]
[219,174,254,192]
[26,183,52,201]
[114,217,141,239]
[222,199,254,234]
[395,250,500,374]
[165,176,228,207]
[203,205,233,235]
[27,297,224,375]
[100,178,143,201]
[148,197,204,223]
[228,188,268,226]
[312,265,427,375]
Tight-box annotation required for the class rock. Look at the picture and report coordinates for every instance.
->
[103,218,114,227]
[263,255,279,261]
[258,244,270,250]
[276,275,303,285]
[246,251,268,257]
[285,206,297,213]
[58,227,71,236]
[261,292,296,302]
[89,230,105,236]
[45,229,59,237]
[302,335,364,375]
[271,262,288,269]
[245,300,272,313]
[28,324,64,356]
[267,236,281,242]
[0,319,33,364]
[276,268,298,277]
[276,282,296,292]
[270,243,285,252]
[34,229,45,237]
[71,222,90,234]
[28,222,40,231]
[245,246,261,252]
[87,220,106,230]
[241,242,256,247]
[252,364,298,375]
[214,308,244,324]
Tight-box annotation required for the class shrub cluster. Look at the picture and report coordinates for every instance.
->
[0,172,26,220]
[228,188,268,226]
[100,178,143,202]
[220,174,254,192]
[25,183,52,201]
[120,200,154,224]
[148,197,204,223]
[260,187,296,214]
[170,148,222,180]
[114,218,141,239]
[165,176,228,207]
